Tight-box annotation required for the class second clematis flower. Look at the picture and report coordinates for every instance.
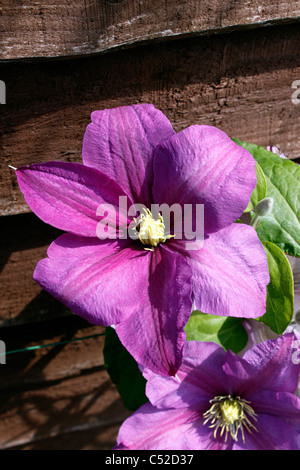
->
[114,334,300,450]
[16,104,269,376]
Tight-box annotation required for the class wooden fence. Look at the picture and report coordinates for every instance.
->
[0,0,299,449]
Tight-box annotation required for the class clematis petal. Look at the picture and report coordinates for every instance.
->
[237,334,300,395]
[115,246,193,377]
[177,223,269,319]
[114,336,300,450]
[33,234,151,326]
[82,104,175,206]
[114,402,211,450]
[233,413,300,450]
[152,125,256,234]
[221,351,257,396]
[250,390,300,424]
[144,341,227,409]
[16,161,132,237]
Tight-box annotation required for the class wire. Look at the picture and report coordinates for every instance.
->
[0,333,105,357]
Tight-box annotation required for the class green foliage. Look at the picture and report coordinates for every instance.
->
[103,327,148,411]
[258,241,294,334]
[233,139,300,257]
[185,311,248,353]
[245,162,267,212]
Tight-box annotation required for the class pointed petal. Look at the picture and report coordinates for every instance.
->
[16,161,132,237]
[233,413,300,450]
[115,246,193,376]
[180,223,269,319]
[82,104,175,206]
[114,402,208,450]
[251,390,300,424]
[221,351,259,394]
[144,341,227,409]
[222,334,300,396]
[34,234,151,326]
[152,125,256,234]
[240,334,300,395]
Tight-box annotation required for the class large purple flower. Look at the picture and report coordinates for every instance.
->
[16,104,269,376]
[115,334,300,450]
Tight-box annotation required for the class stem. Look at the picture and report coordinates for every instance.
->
[250,213,260,229]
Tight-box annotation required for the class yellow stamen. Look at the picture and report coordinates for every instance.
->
[134,208,173,251]
[203,395,258,443]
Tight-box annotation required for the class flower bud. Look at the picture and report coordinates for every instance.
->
[255,197,274,217]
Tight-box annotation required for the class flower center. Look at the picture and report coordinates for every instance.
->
[134,208,173,250]
[203,395,258,443]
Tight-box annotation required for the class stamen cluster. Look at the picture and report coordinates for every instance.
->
[134,208,173,250]
[203,395,258,443]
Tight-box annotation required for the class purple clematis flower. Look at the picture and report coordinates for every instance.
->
[16,104,269,376]
[114,334,300,450]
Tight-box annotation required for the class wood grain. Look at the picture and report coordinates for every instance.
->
[1,24,300,216]
[10,423,125,450]
[0,316,131,449]
[1,0,300,60]
[1,9,300,451]
[0,213,67,325]
[0,316,106,387]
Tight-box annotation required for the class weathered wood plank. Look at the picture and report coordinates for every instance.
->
[0,213,67,325]
[0,368,129,449]
[0,316,106,388]
[1,0,300,60]
[1,24,300,216]
[8,422,124,450]
[0,316,130,449]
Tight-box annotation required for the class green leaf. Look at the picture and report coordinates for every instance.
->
[245,162,267,212]
[257,241,294,334]
[103,327,148,411]
[233,138,300,256]
[184,311,248,353]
